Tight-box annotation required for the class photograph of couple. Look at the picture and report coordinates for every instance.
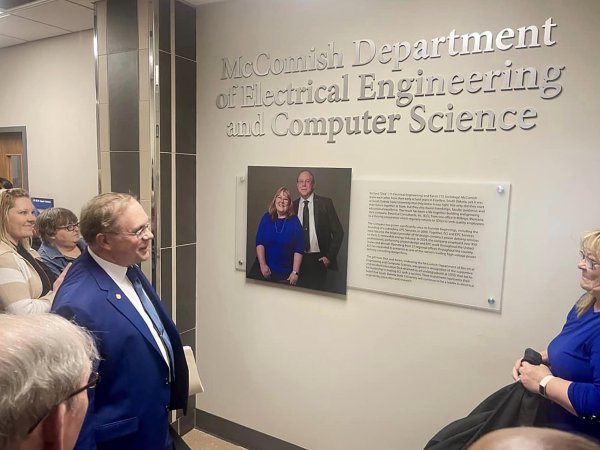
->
[246,166,351,295]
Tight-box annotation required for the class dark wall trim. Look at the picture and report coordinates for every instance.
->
[106,0,138,53]
[195,409,308,450]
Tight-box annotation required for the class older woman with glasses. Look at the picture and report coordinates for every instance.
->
[0,189,68,314]
[249,186,303,285]
[513,229,600,441]
[36,207,87,277]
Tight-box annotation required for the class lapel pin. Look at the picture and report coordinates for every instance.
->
[116,293,122,300]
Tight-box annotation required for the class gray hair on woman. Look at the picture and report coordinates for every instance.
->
[0,313,98,449]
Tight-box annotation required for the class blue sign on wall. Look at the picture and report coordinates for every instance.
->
[31,197,54,215]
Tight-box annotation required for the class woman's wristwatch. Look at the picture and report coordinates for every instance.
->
[539,375,555,397]
[292,271,299,275]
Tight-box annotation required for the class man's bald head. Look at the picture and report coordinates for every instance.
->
[468,427,600,450]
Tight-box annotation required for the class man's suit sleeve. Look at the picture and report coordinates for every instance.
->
[325,197,344,262]
[74,381,98,450]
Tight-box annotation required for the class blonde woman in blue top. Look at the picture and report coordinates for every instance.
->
[514,229,600,441]
[254,187,303,285]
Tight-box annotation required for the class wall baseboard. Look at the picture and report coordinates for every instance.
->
[194,409,308,450]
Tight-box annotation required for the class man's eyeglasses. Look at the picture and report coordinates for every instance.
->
[108,223,151,239]
[57,222,79,232]
[580,250,600,270]
[28,371,100,434]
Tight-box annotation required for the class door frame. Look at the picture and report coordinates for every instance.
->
[0,126,28,190]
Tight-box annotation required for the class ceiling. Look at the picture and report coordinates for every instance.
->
[0,0,220,50]
[0,0,94,49]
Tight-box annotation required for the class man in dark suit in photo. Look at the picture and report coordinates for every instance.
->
[52,193,189,450]
[293,169,344,290]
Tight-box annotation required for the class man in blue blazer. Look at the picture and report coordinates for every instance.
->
[52,193,189,450]
[293,169,344,291]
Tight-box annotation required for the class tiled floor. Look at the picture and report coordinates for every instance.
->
[182,429,247,450]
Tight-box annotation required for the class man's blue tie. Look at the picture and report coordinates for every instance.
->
[126,267,175,379]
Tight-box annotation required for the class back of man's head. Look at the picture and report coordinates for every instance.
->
[0,313,98,450]
[468,427,600,450]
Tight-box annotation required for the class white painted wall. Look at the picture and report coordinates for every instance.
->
[195,1,600,449]
[0,30,98,213]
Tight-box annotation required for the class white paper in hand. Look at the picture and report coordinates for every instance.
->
[183,346,204,394]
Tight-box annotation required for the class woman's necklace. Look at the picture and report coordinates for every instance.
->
[274,218,286,234]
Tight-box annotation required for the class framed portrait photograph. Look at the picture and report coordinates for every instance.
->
[246,166,352,295]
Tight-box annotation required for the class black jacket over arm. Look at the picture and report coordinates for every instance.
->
[424,382,550,450]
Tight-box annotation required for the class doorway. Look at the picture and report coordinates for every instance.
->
[0,126,28,189]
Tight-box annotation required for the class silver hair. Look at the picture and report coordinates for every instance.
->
[0,313,98,449]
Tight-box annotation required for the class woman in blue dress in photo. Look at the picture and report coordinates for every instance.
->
[252,187,303,285]
[513,228,600,441]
